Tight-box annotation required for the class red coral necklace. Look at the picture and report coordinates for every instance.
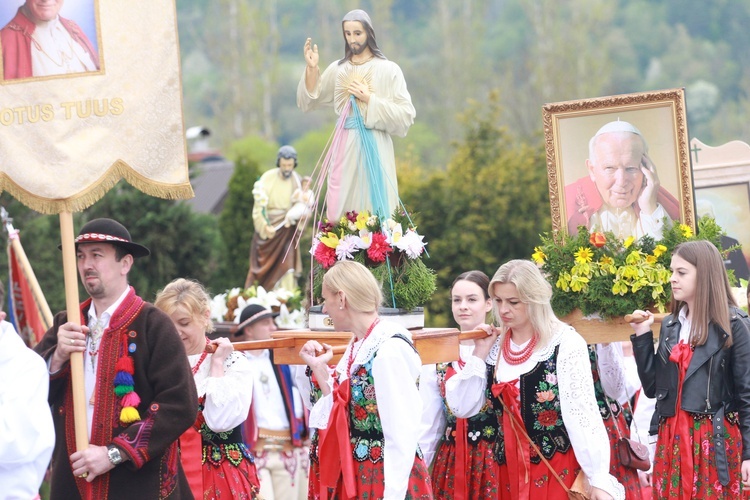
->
[502,329,537,365]
[191,338,210,375]
[347,318,380,375]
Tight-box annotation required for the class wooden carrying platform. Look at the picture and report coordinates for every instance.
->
[561,310,666,343]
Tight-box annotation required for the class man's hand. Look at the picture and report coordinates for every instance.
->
[348,79,371,104]
[638,153,661,215]
[70,445,114,483]
[303,38,319,68]
[50,322,89,373]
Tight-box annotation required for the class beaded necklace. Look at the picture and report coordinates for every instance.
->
[346,318,380,376]
[191,338,210,375]
[501,329,537,365]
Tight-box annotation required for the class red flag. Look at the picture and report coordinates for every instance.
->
[8,241,46,347]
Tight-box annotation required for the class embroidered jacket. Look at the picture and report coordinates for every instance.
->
[35,287,198,500]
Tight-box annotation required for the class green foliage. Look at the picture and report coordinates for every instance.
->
[84,183,223,301]
[226,136,279,169]
[217,155,262,287]
[292,125,335,177]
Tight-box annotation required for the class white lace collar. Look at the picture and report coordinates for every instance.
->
[335,319,411,376]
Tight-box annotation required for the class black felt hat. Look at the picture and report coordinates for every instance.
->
[65,218,150,258]
[234,304,279,337]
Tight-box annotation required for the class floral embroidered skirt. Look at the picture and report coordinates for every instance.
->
[602,411,644,499]
[653,412,748,499]
[498,448,580,500]
[203,443,261,499]
[331,453,433,500]
[431,438,500,499]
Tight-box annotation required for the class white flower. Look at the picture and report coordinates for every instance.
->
[348,221,357,232]
[276,304,306,329]
[357,229,372,249]
[252,181,269,207]
[210,293,228,323]
[394,229,426,259]
[335,234,361,260]
[310,238,319,255]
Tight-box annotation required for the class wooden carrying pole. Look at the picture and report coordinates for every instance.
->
[60,212,88,451]
[208,328,490,365]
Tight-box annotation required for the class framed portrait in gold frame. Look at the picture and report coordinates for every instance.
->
[542,88,694,239]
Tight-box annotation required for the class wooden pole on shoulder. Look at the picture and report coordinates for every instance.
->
[60,212,88,451]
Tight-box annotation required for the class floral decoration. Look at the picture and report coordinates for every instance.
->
[310,208,436,311]
[533,217,732,320]
[210,285,304,329]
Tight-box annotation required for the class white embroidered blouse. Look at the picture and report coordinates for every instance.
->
[188,350,253,433]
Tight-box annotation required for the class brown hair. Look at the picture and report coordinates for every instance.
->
[670,241,736,347]
[452,270,490,300]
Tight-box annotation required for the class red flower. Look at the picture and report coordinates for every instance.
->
[370,446,382,460]
[354,406,367,420]
[345,210,358,223]
[367,232,392,263]
[537,409,559,427]
[589,232,606,248]
[314,243,337,269]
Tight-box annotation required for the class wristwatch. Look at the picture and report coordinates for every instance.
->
[107,445,123,466]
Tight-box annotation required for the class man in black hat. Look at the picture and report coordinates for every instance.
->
[236,304,309,499]
[244,145,306,291]
[34,218,197,499]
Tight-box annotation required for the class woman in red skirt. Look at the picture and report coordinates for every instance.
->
[446,260,624,499]
[156,279,261,499]
[419,270,501,499]
[630,240,750,499]
[298,261,433,499]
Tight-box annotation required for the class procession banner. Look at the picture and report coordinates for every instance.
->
[0,0,192,214]
[8,241,47,346]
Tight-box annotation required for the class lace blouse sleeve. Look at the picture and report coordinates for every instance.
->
[445,355,489,418]
[202,352,253,432]
[418,363,445,468]
[558,330,624,499]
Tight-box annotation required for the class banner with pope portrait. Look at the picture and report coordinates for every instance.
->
[0,0,191,214]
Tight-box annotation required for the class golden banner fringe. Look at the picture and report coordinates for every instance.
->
[0,160,194,215]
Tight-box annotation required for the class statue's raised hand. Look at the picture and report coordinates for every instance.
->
[304,38,319,68]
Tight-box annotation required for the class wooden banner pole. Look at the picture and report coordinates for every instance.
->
[60,212,88,451]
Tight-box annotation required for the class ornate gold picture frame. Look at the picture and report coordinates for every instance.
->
[542,88,694,238]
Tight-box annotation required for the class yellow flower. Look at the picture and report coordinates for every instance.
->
[532,247,547,264]
[645,255,657,264]
[355,211,370,231]
[653,244,668,258]
[680,224,693,238]
[623,236,635,249]
[339,216,348,225]
[574,247,593,264]
[319,232,340,248]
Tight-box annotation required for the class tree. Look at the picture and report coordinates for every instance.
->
[217,155,263,288]
[399,92,551,326]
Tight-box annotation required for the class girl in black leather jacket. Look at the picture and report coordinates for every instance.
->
[629,240,750,499]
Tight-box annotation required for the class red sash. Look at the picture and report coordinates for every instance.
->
[667,342,694,500]
[178,426,204,499]
[445,364,469,500]
[491,379,531,499]
[318,379,357,499]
